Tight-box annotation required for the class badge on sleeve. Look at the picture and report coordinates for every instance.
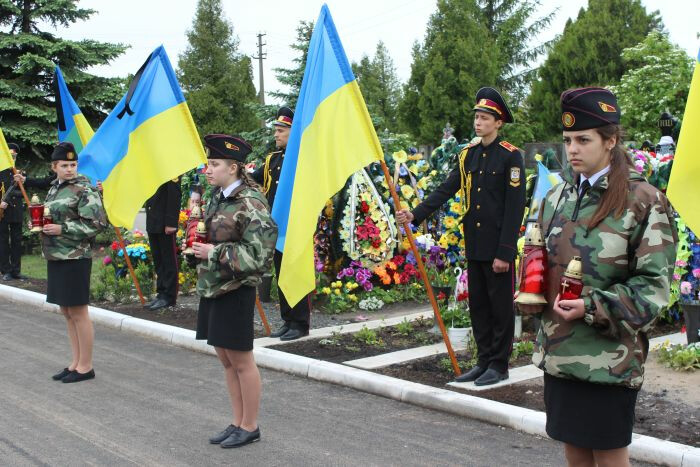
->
[509,167,521,187]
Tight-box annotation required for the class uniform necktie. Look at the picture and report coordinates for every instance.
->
[579,179,591,197]
[219,191,226,203]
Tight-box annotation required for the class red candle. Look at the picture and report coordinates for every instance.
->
[28,195,44,233]
[194,220,207,244]
[515,223,548,305]
[43,206,53,226]
[560,256,584,300]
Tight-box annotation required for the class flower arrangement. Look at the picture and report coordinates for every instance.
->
[414,235,455,289]
[631,149,674,192]
[436,195,466,264]
[314,200,334,274]
[104,235,153,279]
[338,169,397,268]
[678,228,700,306]
[373,253,419,286]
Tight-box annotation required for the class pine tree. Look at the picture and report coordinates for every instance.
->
[269,20,314,109]
[476,0,556,104]
[526,0,662,140]
[398,0,500,144]
[352,41,402,130]
[0,0,126,164]
[177,0,258,136]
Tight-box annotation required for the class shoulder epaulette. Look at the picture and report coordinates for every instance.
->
[499,141,519,152]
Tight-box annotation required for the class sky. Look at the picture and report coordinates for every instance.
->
[50,0,700,105]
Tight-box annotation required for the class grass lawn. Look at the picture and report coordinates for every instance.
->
[22,253,102,283]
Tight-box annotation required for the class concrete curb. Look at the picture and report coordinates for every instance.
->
[2,284,698,466]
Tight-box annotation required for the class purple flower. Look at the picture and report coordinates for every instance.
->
[673,273,681,281]
[680,281,692,295]
[406,252,417,265]
[362,281,373,291]
[350,260,363,268]
[103,256,112,265]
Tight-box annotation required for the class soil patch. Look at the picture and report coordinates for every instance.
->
[268,318,442,363]
[376,361,699,447]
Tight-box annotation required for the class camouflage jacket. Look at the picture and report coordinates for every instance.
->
[532,167,677,389]
[196,184,278,298]
[42,175,107,261]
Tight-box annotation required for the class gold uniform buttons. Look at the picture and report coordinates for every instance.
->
[477,187,481,192]
[476,222,481,227]
[476,205,481,210]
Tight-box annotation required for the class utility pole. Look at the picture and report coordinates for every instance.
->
[252,32,267,128]
[253,32,267,106]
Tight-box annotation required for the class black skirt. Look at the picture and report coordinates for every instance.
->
[544,372,639,450]
[196,286,255,351]
[46,258,92,307]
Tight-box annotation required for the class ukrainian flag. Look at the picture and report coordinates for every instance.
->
[273,4,383,306]
[0,127,14,171]
[78,46,206,228]
[55,66,94,152]
[668,48,700,235]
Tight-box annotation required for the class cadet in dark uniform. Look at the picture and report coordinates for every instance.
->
[251,107,312,341]
[0,143,26,280]
[145,179,182,310]
[396,87,526,386]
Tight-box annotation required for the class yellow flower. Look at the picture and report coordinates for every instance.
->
[393,150,408,163]
[417,178,428,190]
[438,236,449,249]
[408,164,419,176]
[348,294,358,302]
[448,233,459,246]
[411,198,420,208]
[322,287,331,294]
[443,216,456,229]
[401,238,410,251]
[400,185,414,199]
[534,153,543,162]
[430,170,437,176]
[334,289,341,295]
[450,202,461,213]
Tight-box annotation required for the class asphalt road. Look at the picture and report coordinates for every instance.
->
[0,300,577,466]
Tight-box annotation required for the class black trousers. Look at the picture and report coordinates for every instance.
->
[0,220,22,275]
[467,259,515,373]
[273,250,311,330]
[148,232,179,303]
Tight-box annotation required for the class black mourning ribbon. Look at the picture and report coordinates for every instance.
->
[54,72,66,132]
[117,52,153,120]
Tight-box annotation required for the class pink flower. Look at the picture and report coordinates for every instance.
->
[673,273,681,281]
[676,260,687,267]
[103,256,112,266]
[680,281,692,295]
[693,269,700,279]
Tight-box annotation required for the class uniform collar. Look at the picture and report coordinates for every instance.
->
[479,135,501,149]
[579,165,610,192]
[222,179,243,198]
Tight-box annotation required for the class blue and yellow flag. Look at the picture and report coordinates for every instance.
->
[55,66,94,152]
[668,48,700,235]
[273,4,383,306]
[78,46,206,228]
[0,127,14,171]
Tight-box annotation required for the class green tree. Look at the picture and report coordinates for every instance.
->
[612,30,693,142]
[0,0,126,164]
[526,0,662,140]
[399,0,500,144]
[352,41,402,130]
[177,0,257,136]
[477,0,556,104]
[269,20,313,109]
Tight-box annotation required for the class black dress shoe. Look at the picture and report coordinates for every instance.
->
[148,298,173,310]
[52,368,73,381]
[209,424,238,444]
[474,368,509,386]
[280,328,309,341]
[144,296,161,308]
[220,426,260,448]
[454,365,486,383]
[2,273,13,281]
[270,324,290,338]
[62,369,95,383]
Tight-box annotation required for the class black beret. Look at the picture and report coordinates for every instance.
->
[272,106,294,128]
[7,143,19,153]
[473,87,514,123]
[203,134,252,162]
[51,142,77,161]
[560,87,620,131]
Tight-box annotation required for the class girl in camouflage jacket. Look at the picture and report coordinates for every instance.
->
[192,135,277,449]
[519,89,677,464]
[42,142,107,384]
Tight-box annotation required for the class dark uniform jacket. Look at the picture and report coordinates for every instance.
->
[412,136,526,263]
[145,179,182,233]
[0,168,25,223]
[251,149,284,208]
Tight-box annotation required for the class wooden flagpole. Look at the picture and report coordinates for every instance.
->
[256,295,271,336]
[380,160,461,376]
[114,226,146,306]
